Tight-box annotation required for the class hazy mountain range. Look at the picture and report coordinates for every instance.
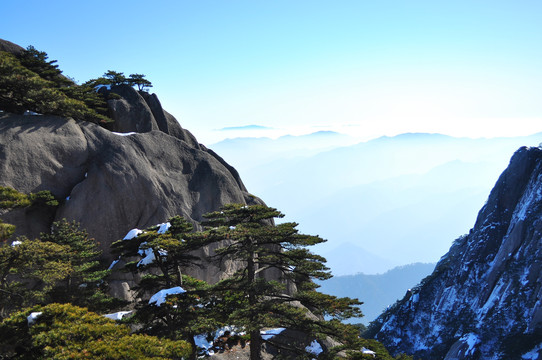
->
[317,262,436,325]
[211,131,542,274]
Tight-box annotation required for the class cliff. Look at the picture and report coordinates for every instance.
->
[369,146,542,359]
[0,82,263,290]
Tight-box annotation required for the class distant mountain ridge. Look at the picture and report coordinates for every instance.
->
[218,124,273,131]
[213,130,355,158]
[368,146,542,359]
[318,262,435,325]
[211,131,542,273]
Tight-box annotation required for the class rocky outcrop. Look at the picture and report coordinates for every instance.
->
[0,85,263,289]
[369,146,542,359]
[105,84,247,190]
[0,38,24,55]
[106,85,160,133]
[106,85,200,147]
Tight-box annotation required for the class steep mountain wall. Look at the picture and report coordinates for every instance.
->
[369,146,542,359]
[0,85,263,290]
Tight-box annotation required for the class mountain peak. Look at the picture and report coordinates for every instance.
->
[368,146,542,359]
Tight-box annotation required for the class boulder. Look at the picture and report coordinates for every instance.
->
[0,113,262,286]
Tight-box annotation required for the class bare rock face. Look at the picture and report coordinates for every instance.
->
[107,85,201,148]
[105,85,247,191]
[106,85,160,133]
[0,88,263,289]
[369,146,542,359]
[0,38,25,55]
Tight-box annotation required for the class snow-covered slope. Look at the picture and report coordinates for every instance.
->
[368,146,542,359]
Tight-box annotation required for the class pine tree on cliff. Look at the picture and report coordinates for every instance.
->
[17,45,71,87]
[0,187,119,316]
[0,187,69,318]
[197,204,363,360]
[128,73,153,91]
[40,219,118,312]
[0,187,29,241]
[103,70,128,86]
[0,186,58,243]
[0,50,111,123]
[111,216,218,360]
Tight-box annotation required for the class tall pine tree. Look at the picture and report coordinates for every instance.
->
[0,187,69,318]
[111,216,219,360]
[198,204,363,360]
[40,219,117,312]
[128,73,153,91]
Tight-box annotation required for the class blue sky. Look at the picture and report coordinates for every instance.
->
[3,1,541,143]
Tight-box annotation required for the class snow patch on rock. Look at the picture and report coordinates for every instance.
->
[149,286,186,306]
[104,310,133,321]
[27,312,42,325]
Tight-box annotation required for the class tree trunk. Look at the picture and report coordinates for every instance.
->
[247,245,262,360]
[249,329,262,360]
[155,249,171,287]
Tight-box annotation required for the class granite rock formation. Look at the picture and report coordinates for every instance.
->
[0,83,263,293]
[0,38,24,55]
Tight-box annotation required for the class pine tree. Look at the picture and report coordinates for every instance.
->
[40,219,118,312]
[103,70,128,86]
[60,82,111,117]
[0,51,111,123]
[0,186,30,242]
[0,221,14,243]
[0,303,191,359]
[128,73,153,91]
[0,237,71,319]
[197,204,364,360]
[0,186,58,243]
[17,45,72,87]
[111,216,204,290]
[0,187,68,317]
[0,188,119,317]
[0,186,32,209]
[111,216,218,359]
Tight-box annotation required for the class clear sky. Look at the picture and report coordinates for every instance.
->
[3,0,541,144]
